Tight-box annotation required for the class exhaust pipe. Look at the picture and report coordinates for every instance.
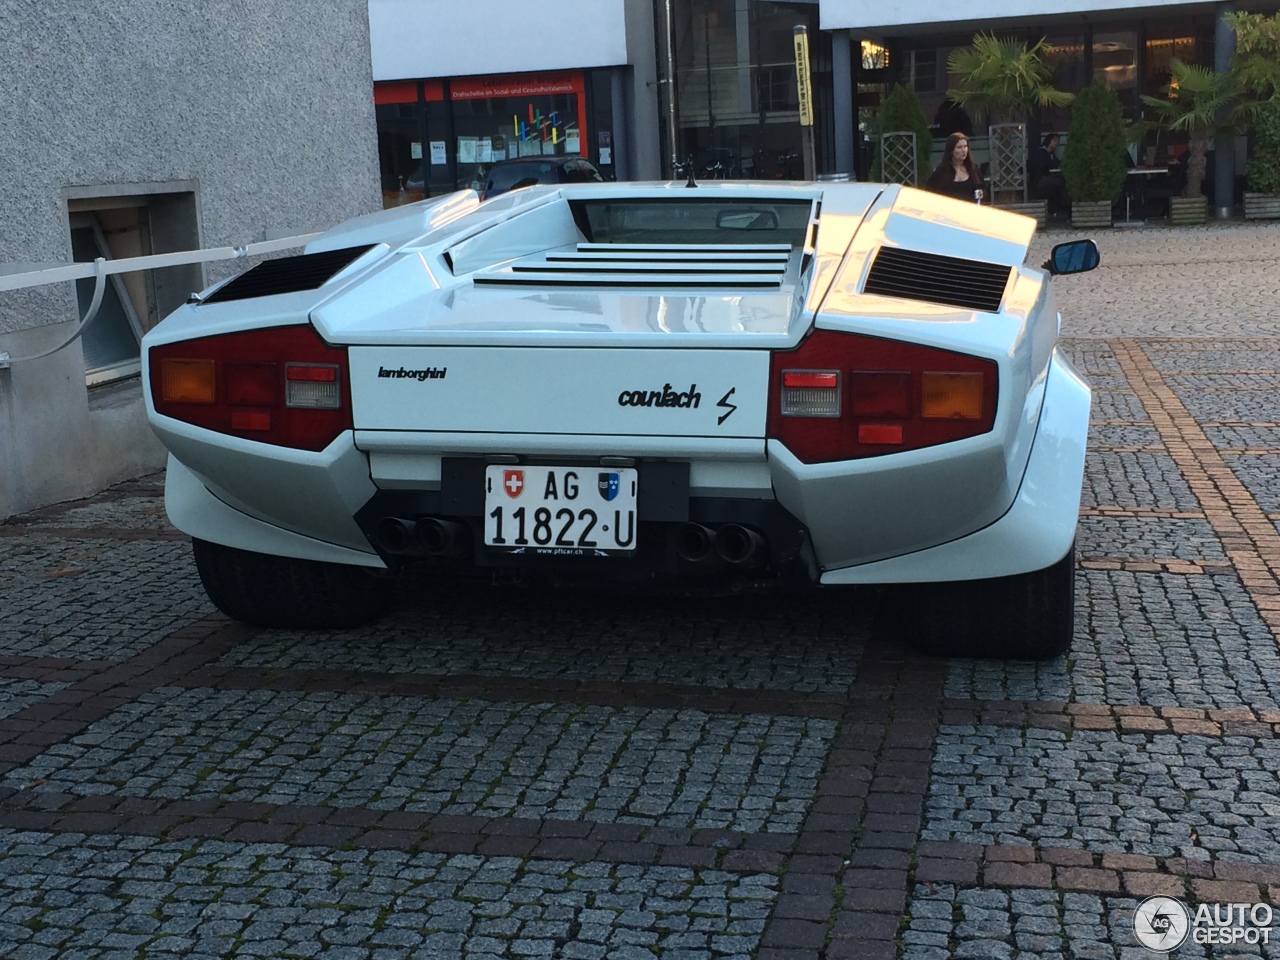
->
[415,518,469,556]
[675,522,717,562]
[375,517,417,554]
[715,524,768,567]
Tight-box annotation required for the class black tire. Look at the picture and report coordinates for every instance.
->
[192,538,393,629]
[908,543,1076,660]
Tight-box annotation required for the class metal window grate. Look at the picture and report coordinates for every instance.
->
[202,245,374,304]
[863,247,1012,312]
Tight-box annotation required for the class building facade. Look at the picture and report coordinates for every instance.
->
[368,0,662,202]
[0,1,382,520]
[372,1,1274,209]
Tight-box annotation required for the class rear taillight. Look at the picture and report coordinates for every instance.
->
[149,325,352,451]
[768,330,997,463]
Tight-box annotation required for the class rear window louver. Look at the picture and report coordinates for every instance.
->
[863,247,1013,313]
[201,244,374,304]
[473,243,792,289]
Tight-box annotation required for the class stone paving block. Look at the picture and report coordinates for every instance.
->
[945,570,1280,709]
[925,726,1280,861]
[0,539,211,660]
[0,830,777,957]
[0,687,835,834]
[218,580,871,694]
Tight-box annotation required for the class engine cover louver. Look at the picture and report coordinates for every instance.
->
[473,243,793,289]
[863,247,1013,313]
[202,245,374,304]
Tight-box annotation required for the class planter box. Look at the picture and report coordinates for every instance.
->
[1169,195,1207,225]
[995,200,1047,229]
[1070,200,1112,229]
[1244,192,1280,220]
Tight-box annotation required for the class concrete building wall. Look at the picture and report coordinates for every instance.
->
[820,0,1195,30]
[0,0,382,520]
[369,0,632,80]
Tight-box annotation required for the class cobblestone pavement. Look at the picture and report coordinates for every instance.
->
[5,221,1280,957]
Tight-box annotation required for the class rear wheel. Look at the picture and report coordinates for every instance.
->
[908,544,1076,660]
[192,538,393,629]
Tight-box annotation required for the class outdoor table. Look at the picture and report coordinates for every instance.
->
[1118,167,1170,226]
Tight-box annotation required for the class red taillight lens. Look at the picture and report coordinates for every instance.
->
[225,362,277,405]
[850,371,910,417]
[768,330,998,463]
[149,325,351,452]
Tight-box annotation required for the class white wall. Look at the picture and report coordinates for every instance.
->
[370,0,633,79]
[820,0,1193,31]
[0,0,380,521]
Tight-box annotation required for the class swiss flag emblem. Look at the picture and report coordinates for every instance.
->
[503,470,524,498]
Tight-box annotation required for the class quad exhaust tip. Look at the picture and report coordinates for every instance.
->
[715,523,768,567]
[375,517,416,554]
[375,516,471,557]
[676,522,769,568]
[676,522,717,562]
[415,518,469,557]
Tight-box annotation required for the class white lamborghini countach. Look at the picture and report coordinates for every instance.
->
[142,181,1097,658]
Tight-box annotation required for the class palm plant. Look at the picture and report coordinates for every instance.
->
[1225,10,1280,197]
[945,34,1074,124]
[1226,10,1280,104]
[946,34,1073,202]
[1138,58,1239,199]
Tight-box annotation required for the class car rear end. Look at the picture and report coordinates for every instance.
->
[143,182,1090,654]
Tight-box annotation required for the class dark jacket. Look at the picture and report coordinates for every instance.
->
[925,165,983,202]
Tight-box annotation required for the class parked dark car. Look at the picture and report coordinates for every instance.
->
[480,157,603,200]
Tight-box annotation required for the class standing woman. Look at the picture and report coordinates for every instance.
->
[925,132,984,203]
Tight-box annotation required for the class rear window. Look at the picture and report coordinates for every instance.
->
[570,199,813,246]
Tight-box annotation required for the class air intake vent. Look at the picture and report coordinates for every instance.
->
[863,247,1012,313]
[473,242,793,289]
[202,245,374,304]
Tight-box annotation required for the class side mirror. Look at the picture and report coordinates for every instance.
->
[1044,239,1100,275]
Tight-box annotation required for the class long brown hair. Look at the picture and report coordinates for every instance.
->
[935,132,983,186]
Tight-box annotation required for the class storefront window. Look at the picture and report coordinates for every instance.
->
[669,0,825,179]
[450,73,587,191]
[1041,34,1087,133]
[375,81,423,208]
[1093,31,1139,118]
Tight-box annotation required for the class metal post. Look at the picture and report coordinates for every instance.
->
[831,30,854,178]
[1214,2,1236,218]
[794,25,816,180]
[656,0,680,178]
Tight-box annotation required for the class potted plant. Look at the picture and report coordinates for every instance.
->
[1225,10,1280,219]
[1137,58,1239,224]
[1061,80,1129,227]
[870,83,933,187]
[945,34,1074,209]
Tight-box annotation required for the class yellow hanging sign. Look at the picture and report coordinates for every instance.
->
[793,26,813,127]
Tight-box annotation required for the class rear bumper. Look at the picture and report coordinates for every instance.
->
[157,349,1087,584]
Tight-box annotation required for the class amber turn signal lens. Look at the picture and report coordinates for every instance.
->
[921,371,983,420]
[160,358,215,404]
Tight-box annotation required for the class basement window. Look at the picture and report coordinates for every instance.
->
[68,188,200,387]
[70,211,147,385]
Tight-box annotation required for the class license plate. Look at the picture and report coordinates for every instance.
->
[483,465,638,555]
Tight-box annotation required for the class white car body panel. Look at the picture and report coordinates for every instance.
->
[821,349,1090,583]
[349,346,769,437]
[164,455,385,568]
[141,180,1091,593]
